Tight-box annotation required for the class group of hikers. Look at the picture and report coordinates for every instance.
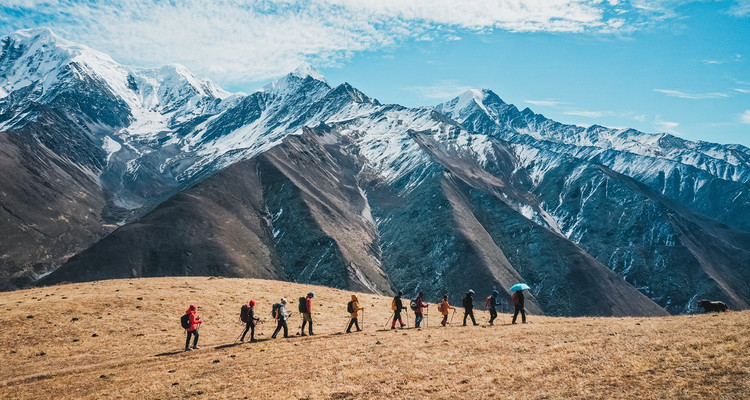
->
[181,288,527,352]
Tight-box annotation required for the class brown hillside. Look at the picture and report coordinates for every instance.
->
[0,277,747,399]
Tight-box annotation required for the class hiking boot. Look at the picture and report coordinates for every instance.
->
[185,347,192,352]
[250,339,258,343]
[400,324,405,328]
[473,323,479,326]
[356,329,362,332]
[271,335,277,339]
[309,333,315,336]
[346,330,351,333]
[301,333,307,336]
[192,346,200,350]
[391,326,396,330]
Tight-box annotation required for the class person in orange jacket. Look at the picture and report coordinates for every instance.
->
[439,295,456,326]
[184,304,202,351]
[346,294,364,333]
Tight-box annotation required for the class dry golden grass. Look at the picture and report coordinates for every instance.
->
[0,277,748,399]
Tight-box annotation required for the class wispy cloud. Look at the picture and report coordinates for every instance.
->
[654,119,680,134]
[728,1,750,17]
[564,110,610,118]
[524,99,566,107]
[701,59,725,65]
[406,80,474,100]
[735,88,750,94]
[0,0,691,85]
[654,89,729,99]
[741,110,750,124]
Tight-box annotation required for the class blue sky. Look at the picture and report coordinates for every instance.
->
[1,0,749,146]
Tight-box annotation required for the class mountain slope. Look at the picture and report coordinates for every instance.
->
[2,29,749,316]
[2,278,748,399]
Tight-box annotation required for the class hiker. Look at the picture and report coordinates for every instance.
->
[240,300,259,342]
[486,290,500,326]
[300,292,315,336]
[271,298,290,339]
[346,294,364,333]
[391,291,406,329]
[413,292,428,328]
[512,290,526,324]
[439,295,456,326]
[462,290,479,326]
[184,304,202,351]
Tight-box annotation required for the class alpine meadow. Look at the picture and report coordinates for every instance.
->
[1,1,750,398]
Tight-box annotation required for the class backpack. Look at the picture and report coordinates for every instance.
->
[347,301,354,313]
[391,299,397,311]
[298,297,308,313]
[240,304,250,323]
[410,298,417,311]
[271,303,282,319]
[462,295,472,308]
[437,302,444,313]
[180,313,191,330]
[485,296,492,308]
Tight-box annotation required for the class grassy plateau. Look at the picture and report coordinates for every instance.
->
[0,277,747,399]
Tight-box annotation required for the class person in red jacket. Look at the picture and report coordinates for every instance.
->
[301,292,315,336]
[185,304,203,351]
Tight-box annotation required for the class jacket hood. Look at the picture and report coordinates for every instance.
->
[186,304,196,313]
[351,294,358,301]
[249,300,255,307]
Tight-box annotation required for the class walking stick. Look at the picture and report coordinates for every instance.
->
[384,311,395,328]
[234,322,245,343]
[361,308,365,330]
[405,308,409,328]
[426,306,429,328]
[450,309,456,325]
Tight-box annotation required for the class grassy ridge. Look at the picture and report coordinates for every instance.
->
[0,277,747,399]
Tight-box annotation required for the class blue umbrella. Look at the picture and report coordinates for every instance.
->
[510,283,530,292]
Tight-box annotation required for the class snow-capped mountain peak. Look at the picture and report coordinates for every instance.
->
[291,62,326,82]
[261,63,329,95]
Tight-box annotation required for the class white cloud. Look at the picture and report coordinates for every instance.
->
[565,110,608,118]
[741,110,750,124]
[701,59,725,65]
[728,1,750,17]
[0,0,672,85]
[654,119,680,133]
[654,89,729,99]
[407,80,474,100]
[735,88,750,94]
[524,99,566,107]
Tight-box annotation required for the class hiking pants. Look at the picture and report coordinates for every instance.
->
[272,319,288,338]
[240,321,255,341]
[463,309,477,325]
[512,306,526,324]
[346,318,360,332]
[185,328,199,349]
[441,314,448,326]
[414,312,424,328]
[301,313,313,335]
[489,308,497,325]
[392,310,404,328]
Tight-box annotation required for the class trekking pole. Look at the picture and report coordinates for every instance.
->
[384,311,395,328]
[450,309,456,325]
[234,323,245,343]
[426,306,429,328]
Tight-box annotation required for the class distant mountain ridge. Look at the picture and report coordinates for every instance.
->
[2,28,748,316]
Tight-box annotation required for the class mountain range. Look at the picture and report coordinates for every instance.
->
[1,28,748,316]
